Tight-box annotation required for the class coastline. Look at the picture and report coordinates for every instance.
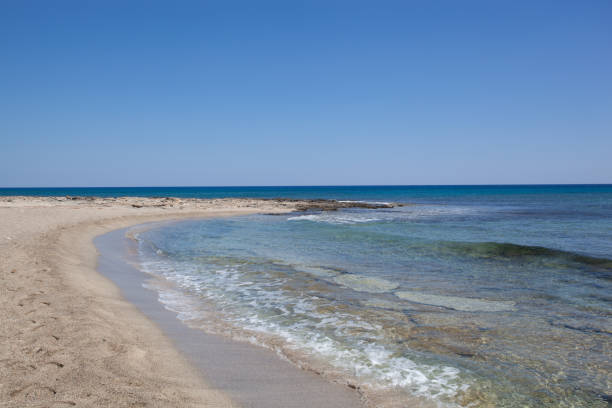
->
[0,196,364,407]
[2,190,610,407]
[96,225,363,408]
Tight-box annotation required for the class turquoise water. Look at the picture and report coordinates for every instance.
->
[98,186,610,406]
[131,186,612,407]
[2,184,612,202]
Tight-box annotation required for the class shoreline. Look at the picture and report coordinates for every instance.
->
[122,219,439,408]
[96,224,363,408]
[0,196,365,407]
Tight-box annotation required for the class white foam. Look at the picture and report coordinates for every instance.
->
[338,200,393,205]
[287,213,382,224]
[135,234,470,405]
[287,204,478,225]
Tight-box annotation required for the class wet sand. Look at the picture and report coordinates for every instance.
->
[96,227,363,408]
[0,196,366,407]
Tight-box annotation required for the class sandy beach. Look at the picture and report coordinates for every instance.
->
[4,192,609,407]
[3,1,609,405]
[0,196,366,407]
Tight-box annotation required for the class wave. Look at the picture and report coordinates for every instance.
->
[134,236,469,406]
[287,213,383,224]
[287,205,477,225]
[337,200,393,205]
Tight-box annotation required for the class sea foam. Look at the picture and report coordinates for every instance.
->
[135,236,468,406]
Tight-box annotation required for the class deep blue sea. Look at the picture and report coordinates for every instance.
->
[3,184,612,202]
[8,186,611,406]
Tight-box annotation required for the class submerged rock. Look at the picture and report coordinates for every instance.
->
[334,274,399,293]
[395,291,517,312]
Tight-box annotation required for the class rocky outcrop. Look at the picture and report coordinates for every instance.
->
[262,198,404,212]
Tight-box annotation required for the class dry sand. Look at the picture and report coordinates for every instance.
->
[0,196,323,407]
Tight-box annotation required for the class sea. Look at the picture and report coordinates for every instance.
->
[4,185,611,407]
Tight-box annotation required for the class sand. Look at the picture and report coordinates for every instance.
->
[96,227,363,408]
[0,196,362,407]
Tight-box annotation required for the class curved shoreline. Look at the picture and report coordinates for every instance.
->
[0,197,363,407]
[96,224,363,408]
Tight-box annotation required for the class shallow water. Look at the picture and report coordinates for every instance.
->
[132,186,611,407]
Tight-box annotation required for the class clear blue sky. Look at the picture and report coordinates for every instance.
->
[1,1,610,186]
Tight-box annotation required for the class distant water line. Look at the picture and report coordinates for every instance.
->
[2,184,612,201]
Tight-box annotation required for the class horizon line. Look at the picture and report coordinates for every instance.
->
[1,183,611,189]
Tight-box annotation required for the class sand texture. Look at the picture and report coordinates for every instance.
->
[0,196,325,407]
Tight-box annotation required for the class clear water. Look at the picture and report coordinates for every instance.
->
[123,186,609,407]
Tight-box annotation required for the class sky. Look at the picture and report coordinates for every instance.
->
[1,0,611,187]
